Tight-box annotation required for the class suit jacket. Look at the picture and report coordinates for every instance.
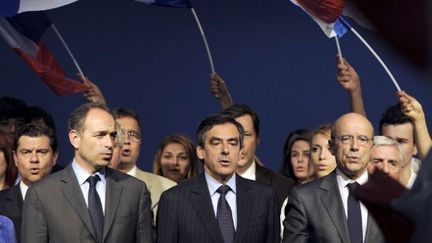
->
[283,171,385,243]
[134,167,177,220]
[157,173,280,243]
[21,164,153,243]
[255,163,295,212]
[0,185,23,242]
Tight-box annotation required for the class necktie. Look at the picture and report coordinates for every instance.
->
[217,185,235,243]
[347,182,362,243]
[87,175,104,243]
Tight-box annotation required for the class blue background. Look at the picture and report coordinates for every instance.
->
[1,0,431,172]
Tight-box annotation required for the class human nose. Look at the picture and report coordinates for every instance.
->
[350,137,359,151]
[221,142,230,155]
[30,151,39,163]
[382,162,389,174]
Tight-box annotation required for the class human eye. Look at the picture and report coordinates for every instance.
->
[162,154,172,159]
[340,135,352,143]
[37,149,49,155]
[358,136,370,144]
[209,138,221,146]
[311,146,319,153]
[396,139,407,145]
[20,149,31,155]
[228,139,239,146]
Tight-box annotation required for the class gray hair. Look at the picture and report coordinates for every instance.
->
[372,135,404,164]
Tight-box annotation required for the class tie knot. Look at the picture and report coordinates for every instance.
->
[217,185,231,195]
[87,175,100,187]
[347,182,359,192]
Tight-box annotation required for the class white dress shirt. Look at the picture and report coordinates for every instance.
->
[238,160,256,181]
[205,172,237,230]
[72,160,107,214]
[336,169,368,242]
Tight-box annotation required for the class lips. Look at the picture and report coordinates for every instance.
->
[30,168,40,174]
[121,148,131,157]
[219,159,231,166]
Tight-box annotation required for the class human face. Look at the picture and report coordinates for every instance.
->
[332,113,373,179]
[381,123,417,168]
[311,134,336,178]
[160,143,190,183]
[69,108,116,174]
[14,135,57,186]
[116,117,141,172]
[234,115,259,173]
[0,118,24,135]
[290,140,313,183]
[197,123,241,184]
[368,145,401,181]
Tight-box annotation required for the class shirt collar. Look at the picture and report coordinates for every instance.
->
[205,172,237,196]
[127,165,137,177]
[238,160,256,180]
[336,168,368,189]
[19,180,29,200]
[72,159,106,186]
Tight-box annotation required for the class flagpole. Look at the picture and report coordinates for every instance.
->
[51,24,86,81]
[190,7,215,74]
[339,18,401,92]
[334,36,343,63]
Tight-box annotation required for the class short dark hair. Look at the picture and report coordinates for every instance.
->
[196,114,244,148]
[13,122,58,152]
[68,103,111,133]
[112,107,141,129]
[379,103,413,135]
[222,104,260,138]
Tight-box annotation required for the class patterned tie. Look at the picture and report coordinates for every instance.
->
[217,185,235,243]
[347,182,362,243]
[87,175,104,243]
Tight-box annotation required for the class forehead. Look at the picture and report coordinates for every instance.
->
[204,123,239,141]
[372,145,400,159]
[82,109,115,132]
[381,123,414,139]
[17,135,51,148]
[312,133,329,143]
[292,140,309,150]
[163,143,186,153]
[116,116,140,132]
[335,116,373,137]
[235,114,254,131]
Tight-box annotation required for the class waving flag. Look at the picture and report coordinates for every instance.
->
[290,0,348,38]
[0,12,87,96]
[134,0,191,8]
[0,0,78,17]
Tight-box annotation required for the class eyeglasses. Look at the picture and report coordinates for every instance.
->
[125,131,141,143]
[333,135,372,146]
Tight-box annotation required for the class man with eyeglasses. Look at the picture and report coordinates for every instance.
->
[283,113,385,243]
[112,107,176,221]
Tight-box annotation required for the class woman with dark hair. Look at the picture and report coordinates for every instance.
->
[311,124,337,178]
[280,129,315,184]
[0,131,17,190]
[153,134,199,183]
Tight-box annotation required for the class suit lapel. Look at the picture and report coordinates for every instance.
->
[102,168,123,242]
[5,186,24,216]
[320,173,350,243]
[190,174,224,242]
[255,164,271,185]
[365,211,379,242]
[61,165,98,241]
[234,175,252,243]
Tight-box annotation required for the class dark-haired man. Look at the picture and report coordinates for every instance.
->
[157,114,279,243]
[21,103,153,243]
[0,123,58,242]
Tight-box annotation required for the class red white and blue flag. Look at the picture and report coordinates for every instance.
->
[0,12,86,96]
[134,0,191,8]
[290,0,348,38]
[0,0,78,17]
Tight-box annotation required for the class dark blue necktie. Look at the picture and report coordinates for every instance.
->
[347,182,362,243]
[87,175,104,243]
[217,185,235,243]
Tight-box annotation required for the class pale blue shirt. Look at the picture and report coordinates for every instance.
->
[205,172,237,230]
[72,160,106,214]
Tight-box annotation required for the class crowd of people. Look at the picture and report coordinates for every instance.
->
[0,57,430,243]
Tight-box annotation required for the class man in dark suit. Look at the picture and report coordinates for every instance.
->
[0,123,58,242]
[21,103,153,243]
[222,104,294,211]
[283,113,385,243]
[157,114,280,243]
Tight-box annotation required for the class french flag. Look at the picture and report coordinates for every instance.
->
[0,0,78,17]
[290,0,348,38]
[0,12,87,96]
[134,0,191,8]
